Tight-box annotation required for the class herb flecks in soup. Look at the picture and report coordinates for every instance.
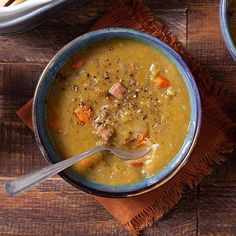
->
[46,39,191,186]
[228,0,236,45]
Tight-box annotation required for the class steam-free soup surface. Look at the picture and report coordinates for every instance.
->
[46,39,191,186]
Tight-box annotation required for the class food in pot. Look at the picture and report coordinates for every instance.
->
[46,39,191,186]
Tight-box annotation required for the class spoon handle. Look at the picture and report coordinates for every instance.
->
[5,145,106,197]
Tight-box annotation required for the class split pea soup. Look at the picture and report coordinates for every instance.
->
[46,38,191,186]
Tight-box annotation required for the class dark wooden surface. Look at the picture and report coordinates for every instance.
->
[0,0,235,235]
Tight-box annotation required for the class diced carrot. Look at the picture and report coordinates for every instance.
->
[71,57,85,70]
[136,130,149,145]
[74,104,93,125]
[79,157,93,169]
[128,161,144,167]
[154,76,170,88]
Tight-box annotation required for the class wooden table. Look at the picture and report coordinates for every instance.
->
[0,0,235,235]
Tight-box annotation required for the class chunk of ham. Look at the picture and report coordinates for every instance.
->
[109,82,125,99]
[96,125,114,141]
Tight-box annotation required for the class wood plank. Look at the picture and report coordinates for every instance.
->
[0,120,47,177]
[186,0,218,7]
[0,64,45,115]
[187,1,236,94]
[210,66,236,121]
[0,177,198,236]
[187,0,236,184]
[0,178,130,236]
[152,9,187,47]
[145,0,187,9]
[201,153,236,183]
[0,0,111,63]
[0,0,187,63]
[187,2,236,234]
[0,64,47,177]
[183,0,236,121]
[142,188,198,236]
[199,183,236,235]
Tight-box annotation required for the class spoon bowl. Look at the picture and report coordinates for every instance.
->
[106,145,152,159]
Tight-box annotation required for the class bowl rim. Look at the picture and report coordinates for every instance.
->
[220,0,236,61]
[32,28,202,198]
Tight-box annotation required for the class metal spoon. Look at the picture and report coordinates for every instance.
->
[5,144,151,197]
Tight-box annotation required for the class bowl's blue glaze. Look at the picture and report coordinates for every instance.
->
[220,0,236,61]
[33,28,202,198]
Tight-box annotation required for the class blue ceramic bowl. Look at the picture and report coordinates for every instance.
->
[33,28,202,198]
[220,0,236,61]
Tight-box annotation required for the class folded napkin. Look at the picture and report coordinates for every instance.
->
[17,0,235,235]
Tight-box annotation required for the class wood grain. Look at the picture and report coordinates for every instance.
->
[186,2,236,234]
[0,178,198,236]
[0,0,235,235]
[0,179,129,236]
[0,64,47,177]
[187,0,236,184]
[143,188,198,236]
[0,0,111,63]
[0,1,187,63]
[199,183,236,236]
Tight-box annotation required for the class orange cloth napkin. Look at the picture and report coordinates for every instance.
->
[17,0,235,235]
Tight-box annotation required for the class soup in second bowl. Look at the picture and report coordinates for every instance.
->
[46,38,191,186]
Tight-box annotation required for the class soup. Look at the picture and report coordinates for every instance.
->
[228,0,236,44]
[46,39,191,186]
